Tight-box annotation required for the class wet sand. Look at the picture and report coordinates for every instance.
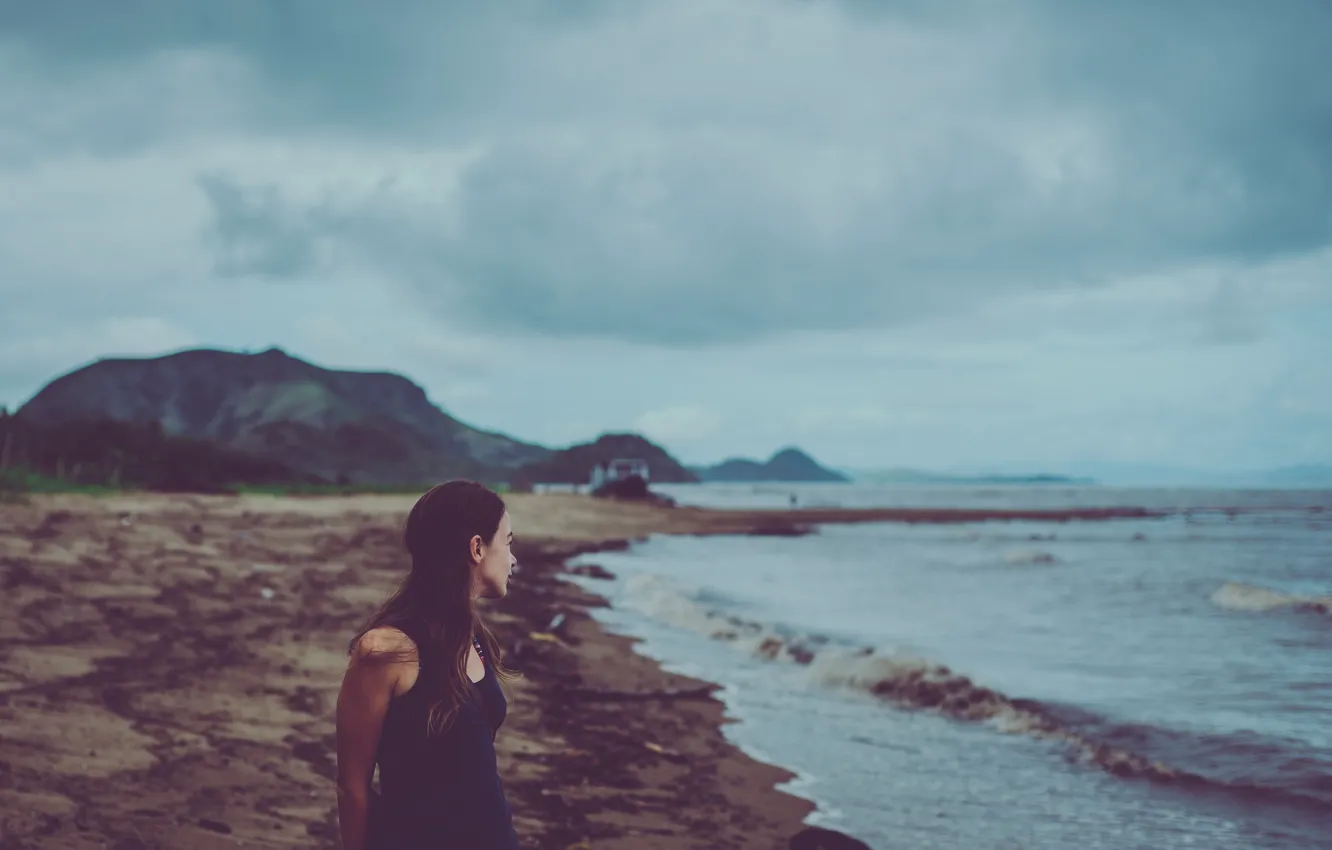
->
[0,492,1158,849]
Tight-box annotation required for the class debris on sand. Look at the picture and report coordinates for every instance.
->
[567,563,616,580]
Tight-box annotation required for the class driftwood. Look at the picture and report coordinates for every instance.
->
[555,684,718,702]
[642,740,686,761]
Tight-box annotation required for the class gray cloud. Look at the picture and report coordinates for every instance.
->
[7,0,1332,345]
[197,173,320,278]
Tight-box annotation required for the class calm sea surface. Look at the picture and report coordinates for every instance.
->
[566,483,1332,850]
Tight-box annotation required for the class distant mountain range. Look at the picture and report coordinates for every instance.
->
[1261,464,1332,487]
[850,468,1096,486]
[851,463,1332,488]
[11,347,1324,492]
[9,347,816,489]
[691,448,849,483]
[1022,461,1332,489]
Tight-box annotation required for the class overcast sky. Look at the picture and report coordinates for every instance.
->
[2,1,1329,474]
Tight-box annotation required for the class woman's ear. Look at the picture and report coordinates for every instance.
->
[469,534,485,564]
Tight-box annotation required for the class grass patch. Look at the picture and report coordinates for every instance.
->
[0,466,516,501]
[229,482,431,497]
[1,467,123,499]
[230,480,516,497]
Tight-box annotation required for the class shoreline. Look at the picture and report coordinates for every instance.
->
[0,492,1163,849]
[497,536,820,849]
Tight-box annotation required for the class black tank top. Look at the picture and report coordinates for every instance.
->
[374,624,518,849]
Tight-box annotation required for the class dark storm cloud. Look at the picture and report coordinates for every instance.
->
[5,0,1332,343]
[197,173,319,279]
[0,2,606,138]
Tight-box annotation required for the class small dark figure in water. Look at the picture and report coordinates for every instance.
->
[790,493,798,509]
[336,480,520,850]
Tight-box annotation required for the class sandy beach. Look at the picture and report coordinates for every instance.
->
[0,492,1156,849]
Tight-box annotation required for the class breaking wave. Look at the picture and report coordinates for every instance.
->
[1211,582,1331,616]
[606,571,1332,809]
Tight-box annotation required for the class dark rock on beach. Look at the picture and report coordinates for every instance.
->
[567,563,616,580]
[790,825,875,849]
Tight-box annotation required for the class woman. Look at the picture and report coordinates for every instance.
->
[335,480,520,850]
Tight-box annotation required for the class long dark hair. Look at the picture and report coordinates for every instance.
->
[349,480,514,734]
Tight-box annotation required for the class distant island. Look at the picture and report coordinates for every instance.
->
[852,468,1097,486]
[1260,464,1332,487]
[691,448,849,483]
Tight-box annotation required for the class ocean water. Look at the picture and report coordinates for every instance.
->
[566,484,1332,850]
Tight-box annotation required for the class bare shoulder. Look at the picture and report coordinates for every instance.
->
[345,626,420,698]
[350,626,418,662]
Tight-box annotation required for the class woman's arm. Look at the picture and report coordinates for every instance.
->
[335,629,411,850]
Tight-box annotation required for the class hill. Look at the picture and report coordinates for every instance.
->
[514,433,698,486]
[17,347,550,485]
[693,448,849,483]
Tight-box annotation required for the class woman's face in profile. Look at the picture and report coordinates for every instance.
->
[474,511,516,599]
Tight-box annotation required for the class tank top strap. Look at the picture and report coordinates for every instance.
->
[394,621,484,675]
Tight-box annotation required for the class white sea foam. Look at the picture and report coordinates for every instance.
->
[1210,582,1331,615]
[611,568,1185,782]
